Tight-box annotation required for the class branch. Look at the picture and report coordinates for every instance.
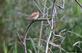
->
[26,18,51,21]
[75,0,82,8]
[56,0,65,9]
[46,0,57,53]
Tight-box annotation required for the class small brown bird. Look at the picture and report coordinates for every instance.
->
[26,11,40,31]
[28,11,40,20]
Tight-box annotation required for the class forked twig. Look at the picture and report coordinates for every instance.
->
[46,0,57,53]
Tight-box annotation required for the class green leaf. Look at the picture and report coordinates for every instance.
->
[3,42,8,53]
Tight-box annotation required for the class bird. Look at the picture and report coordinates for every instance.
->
[28,11,40,20]
[17,11,40,43]
[26,11,40,31]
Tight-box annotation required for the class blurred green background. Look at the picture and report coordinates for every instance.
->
[0,0,82,53]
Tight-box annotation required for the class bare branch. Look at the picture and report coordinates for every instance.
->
[38,21,43,53]
[56,0,65,9]
[75,0,82,8]
[26,18,51,21]
[45,0,57,53]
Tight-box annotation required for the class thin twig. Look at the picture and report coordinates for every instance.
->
[26,37,67,52]
[23,35,27,53]
[45,0,57,53]
[75,0,82,8]
[26,18,51,21]
[56,0,65,9]
[38,21,43,53]
[26,38,60,48]
[22,20,36,53]
[45,31,53,53]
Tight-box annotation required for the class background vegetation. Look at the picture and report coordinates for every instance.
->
[0,0,82,53]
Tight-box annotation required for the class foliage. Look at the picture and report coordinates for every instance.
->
[0,0,82,53]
